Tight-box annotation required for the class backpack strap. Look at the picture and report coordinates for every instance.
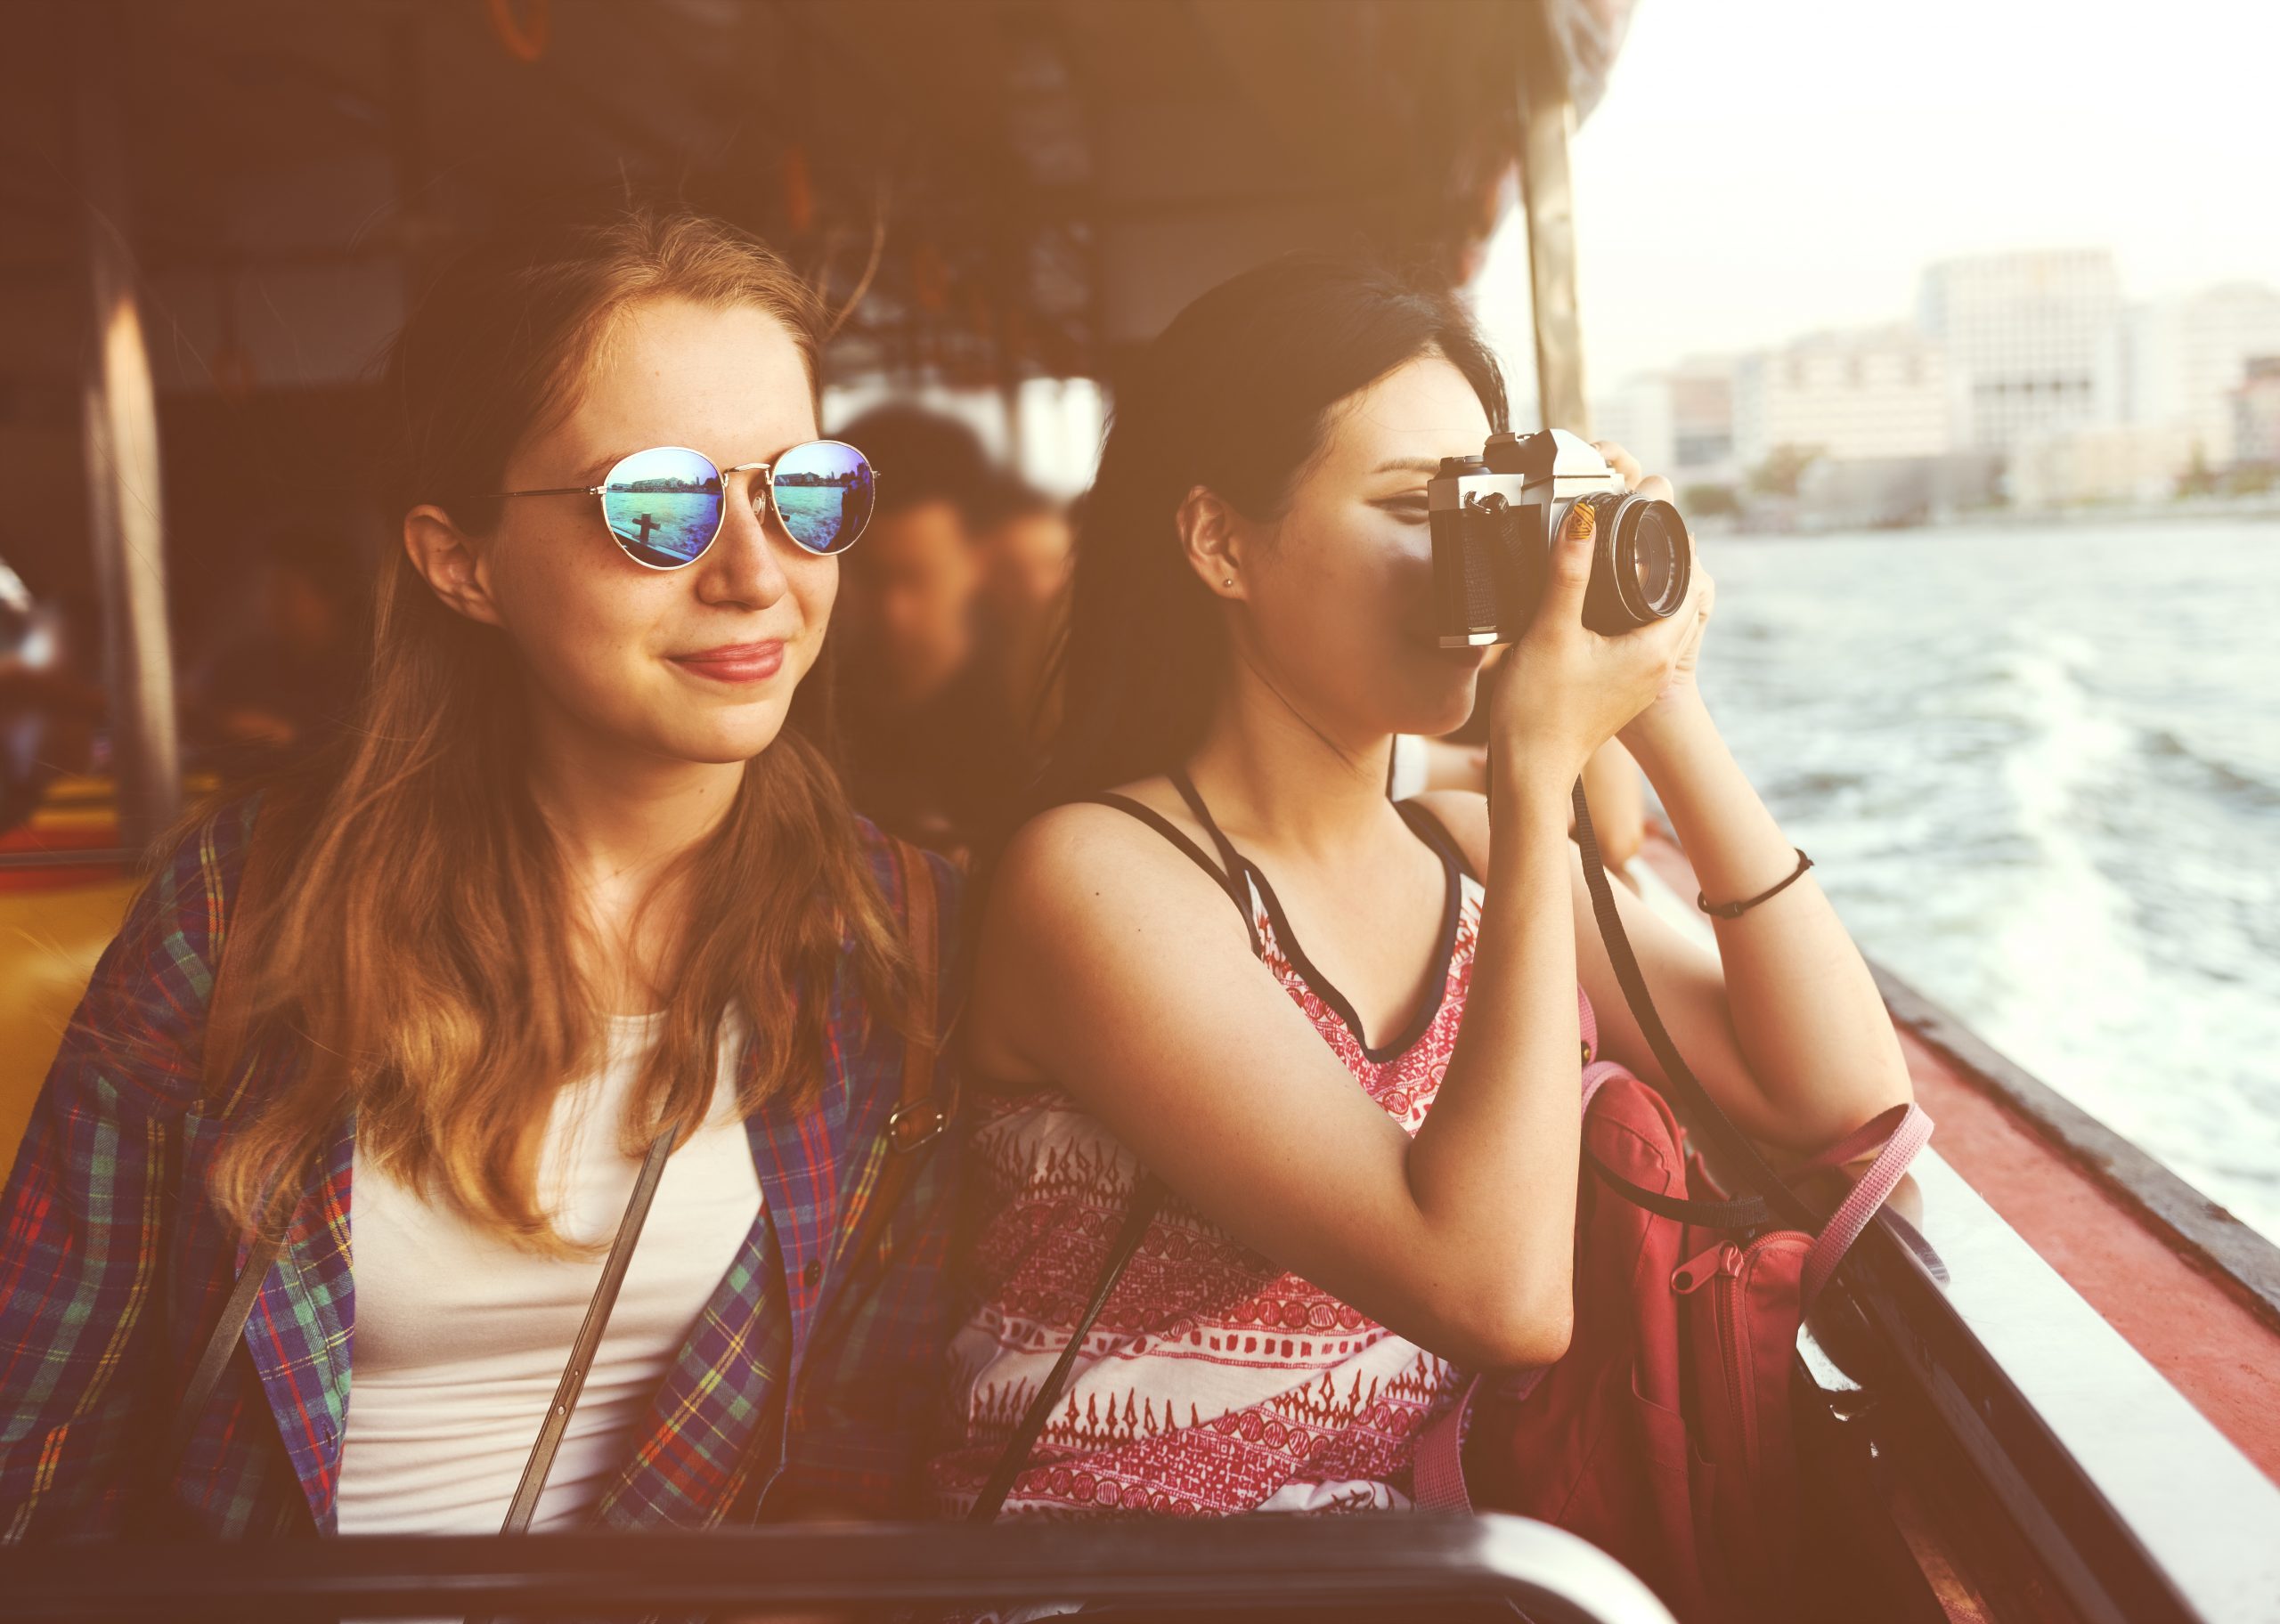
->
[494,1131,674,1537]
[967,780,1260,1523]
[200,797,289,1112]
[1572,783,1928,1270]
[966,1173,1166,1522]
[1569,785,1829,1235]
[163,822,958,1538]
[1585,1153,1771,1229]
[1797,1101,1933,1304]
[826,834,957,1282]
[154,804,292,1514]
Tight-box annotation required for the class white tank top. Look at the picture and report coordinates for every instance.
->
[336,1012,761,1534]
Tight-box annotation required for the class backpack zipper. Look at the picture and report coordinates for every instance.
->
[1675,1236,1781,1476]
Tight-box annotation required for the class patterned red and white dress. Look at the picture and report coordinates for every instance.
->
[930,779,1599,1520]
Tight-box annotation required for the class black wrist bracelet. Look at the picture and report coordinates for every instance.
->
[1698,847,1813,919]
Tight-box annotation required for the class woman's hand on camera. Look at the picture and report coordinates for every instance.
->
[1485,439,1712,785]
[1595,442,1717,751]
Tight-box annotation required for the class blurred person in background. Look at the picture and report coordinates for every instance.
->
[967,469,1076,749]
[181,535,362,775]
[971,469,1075,631]
[834,404,1035,860]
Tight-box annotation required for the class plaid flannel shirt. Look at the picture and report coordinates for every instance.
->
[0,796,961,1540]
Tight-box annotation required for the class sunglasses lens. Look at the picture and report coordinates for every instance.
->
[600,447,723,567]
[770,441,875,555]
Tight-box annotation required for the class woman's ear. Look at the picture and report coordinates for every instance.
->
[402,505,505,628]
[1175,483,1248,602]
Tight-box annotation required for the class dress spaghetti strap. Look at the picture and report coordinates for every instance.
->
[1071,792,1258,945]
[1165,767,1248,881]
[1394,799,1479,884]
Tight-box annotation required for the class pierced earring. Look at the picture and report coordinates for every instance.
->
[1222,577,1234,588]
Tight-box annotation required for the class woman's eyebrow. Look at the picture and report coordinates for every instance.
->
[1371,456,1443,476]
[578,449,631,484]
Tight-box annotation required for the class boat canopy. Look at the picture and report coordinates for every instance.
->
[5,0,1633,842]
[2,0,1634,393]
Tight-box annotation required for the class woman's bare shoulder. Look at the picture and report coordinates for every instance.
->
[966,783,1258,1081]
[993,778,1224,899]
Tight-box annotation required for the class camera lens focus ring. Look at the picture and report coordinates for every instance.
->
[1615,497,1690,621]
[1573,491,1691,633]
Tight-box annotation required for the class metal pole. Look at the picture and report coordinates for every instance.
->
[74,3,181,849]
[1001,373,1028,480]
[1518,8,1590,438]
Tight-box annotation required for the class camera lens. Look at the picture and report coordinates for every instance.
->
[1616,498,1690,621]
[1576,493,1691,634]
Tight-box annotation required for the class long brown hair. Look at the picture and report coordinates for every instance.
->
[204,205,911,1250]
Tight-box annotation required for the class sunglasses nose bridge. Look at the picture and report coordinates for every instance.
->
[717,461,781,538]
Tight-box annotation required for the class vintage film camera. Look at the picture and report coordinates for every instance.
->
[1429,428,1692,646]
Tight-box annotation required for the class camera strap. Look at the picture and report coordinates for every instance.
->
[1568,778,1821,1234]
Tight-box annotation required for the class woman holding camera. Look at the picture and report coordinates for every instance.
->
[0,207,958,1539]
[931,255,1912,1518]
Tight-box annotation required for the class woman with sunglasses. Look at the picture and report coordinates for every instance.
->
[0,205,959,1539]
[931,256,1913,1519]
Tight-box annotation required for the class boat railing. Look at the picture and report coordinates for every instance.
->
[0,1513,1677,1624]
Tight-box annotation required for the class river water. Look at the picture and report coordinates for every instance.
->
[1684,517,2280,1241]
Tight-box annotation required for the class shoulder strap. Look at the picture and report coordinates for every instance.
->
[163,820,945,1540]
[1394,797,1478,884]
[1569,784,1825,1234]
[826,835,954,1283]
[512,837,956,1541]
[967,1173,1166,1523]
[1073,791,1256,945]
[1166,767,1247,882]
[200,799,286,1110]
[156,1229,285,1514]
[495,1130,674,1536]
[968,776,1278,1522]
[1586,1149,1771,1229]
[152,804,290,1518]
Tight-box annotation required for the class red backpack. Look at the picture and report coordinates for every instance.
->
[1412,832,1930,1624]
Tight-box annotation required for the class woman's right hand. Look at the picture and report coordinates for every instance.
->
[1484,500,1707,784]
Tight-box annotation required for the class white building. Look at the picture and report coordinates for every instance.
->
[1592,374,1677,478]
[1731,324,1950,471]
[1592,357,1738,491]
[1917,249,2125,452]
[2236,358,2280,468]
[2009,422,2200,509]
[2124,282,2280,467]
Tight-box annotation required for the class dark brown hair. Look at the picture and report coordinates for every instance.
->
[1036,253,1508,806]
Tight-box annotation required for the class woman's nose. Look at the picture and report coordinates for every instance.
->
[696,483,793,608]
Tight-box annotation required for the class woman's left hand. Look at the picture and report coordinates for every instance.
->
[1593,440,1715,746]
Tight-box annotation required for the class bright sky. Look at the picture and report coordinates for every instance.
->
[1470,0,2280,398]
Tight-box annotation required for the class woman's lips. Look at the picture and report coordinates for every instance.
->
[671,640,785,683]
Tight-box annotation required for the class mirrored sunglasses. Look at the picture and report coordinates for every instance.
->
[488,441,878,568]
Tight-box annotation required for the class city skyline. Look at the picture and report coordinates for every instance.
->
[1576,246,2280,519]
[1469,0,2280,403]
